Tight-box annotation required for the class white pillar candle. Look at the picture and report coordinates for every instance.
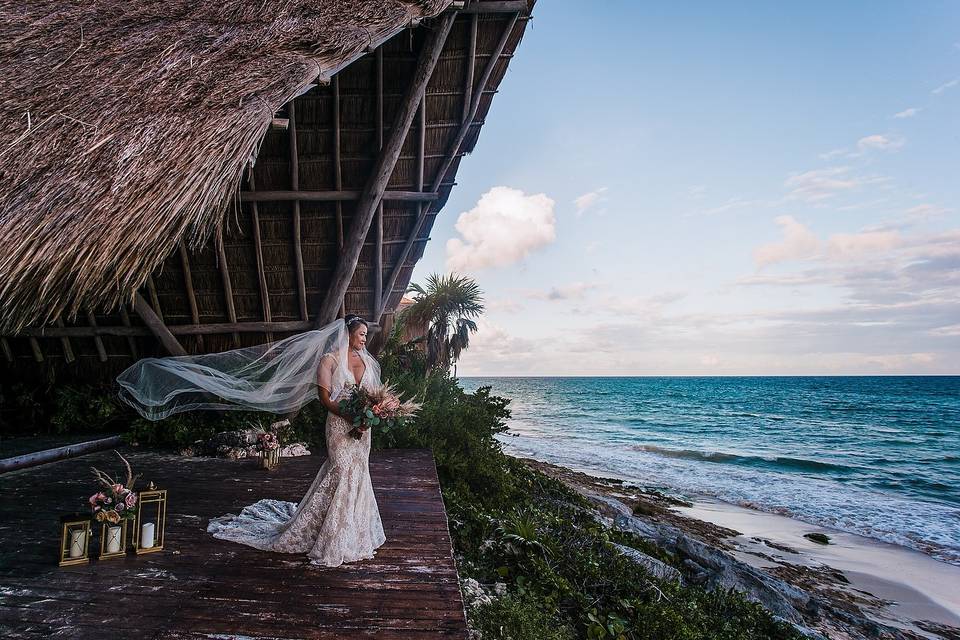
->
[141,522,155,549]
[68,529,86,558]
[106,525,122,554]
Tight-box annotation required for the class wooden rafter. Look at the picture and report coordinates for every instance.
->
[146,275,163,323]
[55,316,75,363]
[28,337,43,363]
[178,244,204,350]
[460,0,527,13]
[378,13,519,320]
[333,75,346,319]
[85,310,108,362]
[239,190,439,203]
[374,46,385,320]
[133,293,187,356]
[9,320,380,338]
[0,337,12,362]
[215,235,241,348]
[316,10,457,327]
[288,101,308,321]
[248,173,274,343]
[118,304,138,358]
[463,13,478,123]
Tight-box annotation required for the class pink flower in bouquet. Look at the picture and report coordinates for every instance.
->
[111,483,124,494]
[125,491,137,507]
[89,492,105,506]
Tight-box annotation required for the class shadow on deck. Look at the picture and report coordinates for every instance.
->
[0,448,468,639]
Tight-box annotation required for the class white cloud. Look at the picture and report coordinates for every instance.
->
[906,204,951,220]
[894,107,920,119]
[445,186,556,272]
[930,324,960,337]
[755,216,821,267]
[574,187,608,216]
[826,229,901,261]
[784,166,859,202]
[486,298,525,313]
[819,147,848,161]
[855,134,905,153]
[932,78,959,95]
[530,281,600,301]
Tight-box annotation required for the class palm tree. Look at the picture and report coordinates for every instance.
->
[402,273,484,372]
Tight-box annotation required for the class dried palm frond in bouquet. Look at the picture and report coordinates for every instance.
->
[338,382,421,440]
[89,451,140,524]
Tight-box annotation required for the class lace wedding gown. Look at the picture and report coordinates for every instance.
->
[207,349,386,567]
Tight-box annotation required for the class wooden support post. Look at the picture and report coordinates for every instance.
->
[288,101,308,321]
[374,46,385,320]
[146,275,163,323]
[249,175,274,344]
[333,76,346,319]
[28,337,43,362]
[215,235,241,348]
[0,337,13,362]
[463,13,478,123]
[55,317,75,363]
[85,310,108,362]
[118,304,139,359]
[378,14,518,321]
[316,11,456,327]
[178,244,203,350]
[133,293,187,356]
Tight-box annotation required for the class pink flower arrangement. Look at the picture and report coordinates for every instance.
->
[89,452,139,524]
[256,431,280,452]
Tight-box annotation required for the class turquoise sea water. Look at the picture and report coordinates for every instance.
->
[459,376,960,566]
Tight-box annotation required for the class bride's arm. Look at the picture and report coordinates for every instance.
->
[317,355,346,418]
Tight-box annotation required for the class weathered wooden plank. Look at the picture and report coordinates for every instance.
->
[248,173,274,344]
[0,449,468,639]
[177,244,203,351]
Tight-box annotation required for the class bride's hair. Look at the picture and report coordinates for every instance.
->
[344,314,368,332]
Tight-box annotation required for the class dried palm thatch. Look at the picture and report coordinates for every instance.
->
[0,0,449,333]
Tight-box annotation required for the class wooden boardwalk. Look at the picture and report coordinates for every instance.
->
[0,448,468,639]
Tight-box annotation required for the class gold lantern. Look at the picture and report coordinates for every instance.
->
[59,514,91,567]
[98,519,129,560]
[259,447,281,469]
[133,482,167,554]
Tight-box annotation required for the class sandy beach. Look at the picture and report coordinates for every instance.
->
[516,455,960,640]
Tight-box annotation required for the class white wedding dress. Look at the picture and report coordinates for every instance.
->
[206,349,386,567]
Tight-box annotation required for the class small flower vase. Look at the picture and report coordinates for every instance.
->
[259,448,280,469]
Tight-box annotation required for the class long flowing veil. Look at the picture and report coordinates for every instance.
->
[117,319,350,421]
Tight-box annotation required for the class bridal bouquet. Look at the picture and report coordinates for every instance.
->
[338,383,421,440]
[89,452,139,524]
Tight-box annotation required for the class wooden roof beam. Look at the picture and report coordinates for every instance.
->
[133,293,187,357]
[238,190,440,203]
[316,10,457,327]
[288,101,308,321]
[377,13,518,321]
[460,1,529,13]
[215,235,241,348]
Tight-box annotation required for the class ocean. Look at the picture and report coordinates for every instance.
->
[459,376,960,566]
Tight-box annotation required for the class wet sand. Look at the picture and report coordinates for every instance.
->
[678,499,960,629]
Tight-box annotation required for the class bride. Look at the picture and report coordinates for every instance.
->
[117,314,386,567]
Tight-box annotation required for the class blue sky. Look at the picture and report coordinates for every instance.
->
[411,1,960,375]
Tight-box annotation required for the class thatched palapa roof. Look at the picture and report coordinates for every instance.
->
[0,0,449,332]
[0,0,534,379]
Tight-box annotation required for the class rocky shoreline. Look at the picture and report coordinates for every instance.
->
[516,456,960,640]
